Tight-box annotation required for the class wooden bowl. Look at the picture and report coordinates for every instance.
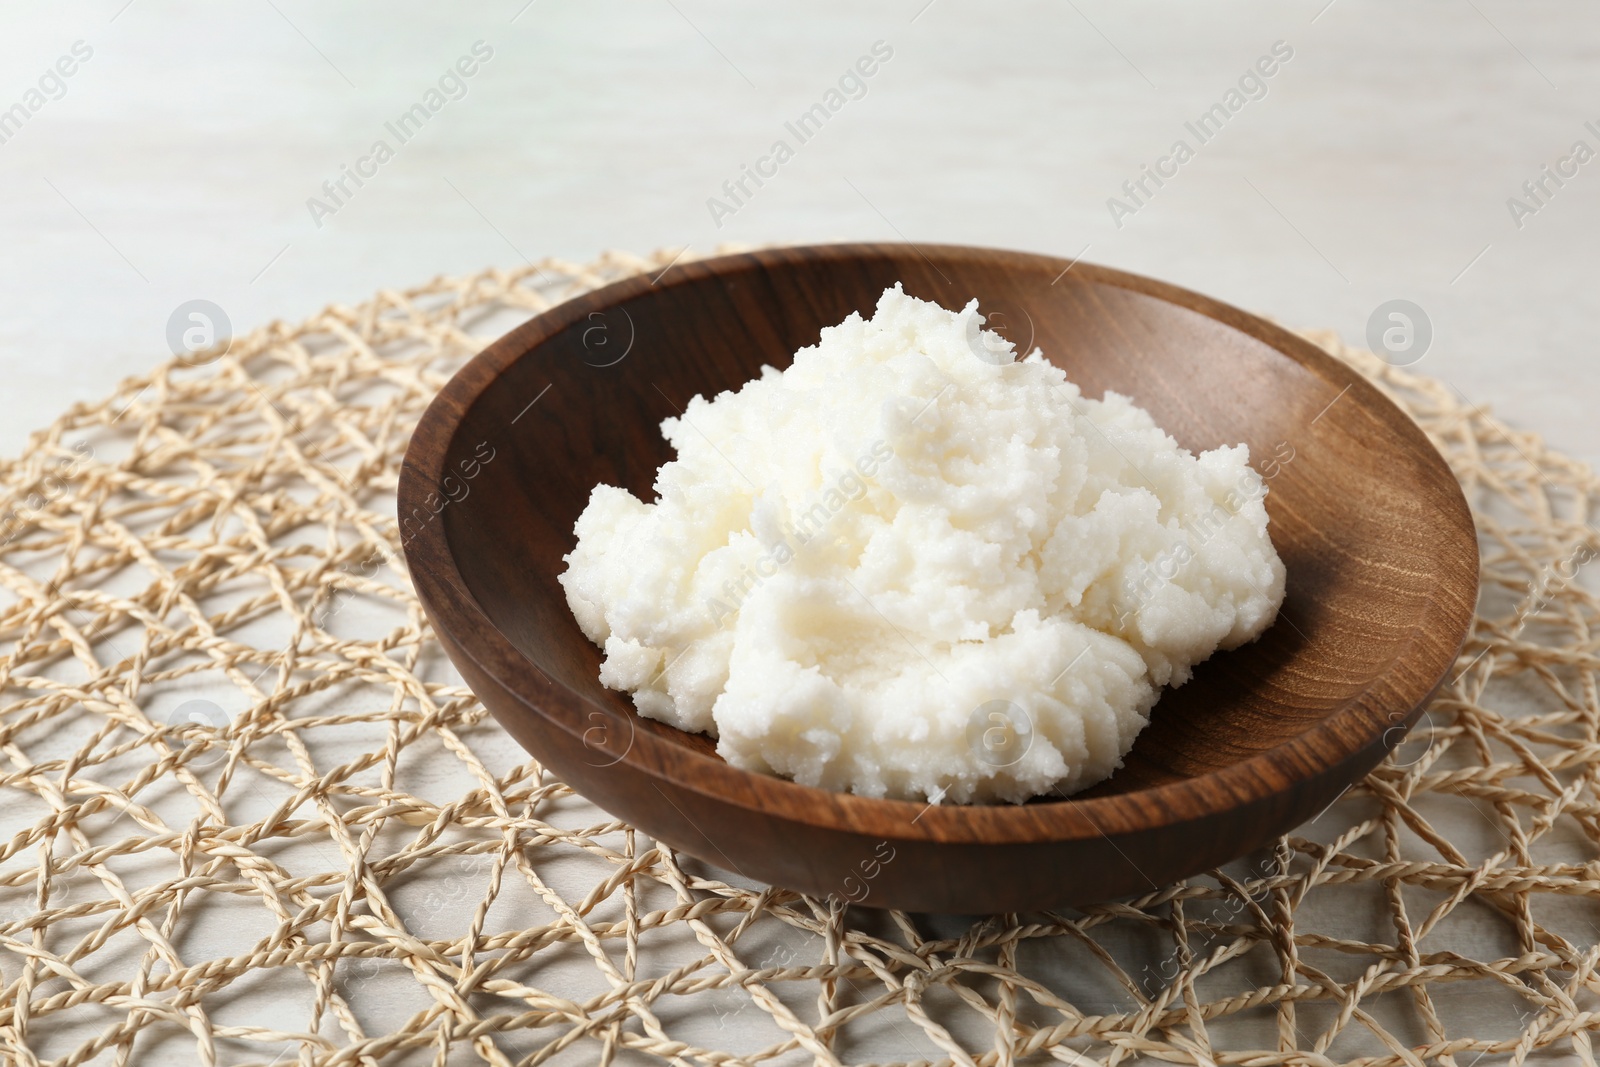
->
[398,243,1478,914]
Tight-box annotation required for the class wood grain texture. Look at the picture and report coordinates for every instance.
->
[397,243,1479,914]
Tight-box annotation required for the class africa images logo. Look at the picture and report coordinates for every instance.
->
[0,40,93,147]
[305,41,495,228]
[705,40,895,228]
[1106,40,1294,229]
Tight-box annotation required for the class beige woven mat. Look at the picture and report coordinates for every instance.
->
[2,249,1598,1067]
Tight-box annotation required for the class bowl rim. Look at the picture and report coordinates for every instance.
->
[398,241,1479,847]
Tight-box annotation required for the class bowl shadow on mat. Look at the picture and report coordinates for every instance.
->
[398,242,1478,915]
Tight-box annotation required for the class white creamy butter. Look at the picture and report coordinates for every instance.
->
[559,285,1285,803]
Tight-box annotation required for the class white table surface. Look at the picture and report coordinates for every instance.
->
[2,0,1597,469]
[2,4,1598,1063]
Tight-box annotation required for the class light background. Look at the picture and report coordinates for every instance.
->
[1,0,1597,467]
[2,4,1598,1061]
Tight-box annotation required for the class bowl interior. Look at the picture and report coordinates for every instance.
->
[434,244,1468,803]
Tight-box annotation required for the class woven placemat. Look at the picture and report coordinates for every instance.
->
[2,249,1597,1067]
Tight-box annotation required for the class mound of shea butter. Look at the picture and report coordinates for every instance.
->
[559,285,1285,804]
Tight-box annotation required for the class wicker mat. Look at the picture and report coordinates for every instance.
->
[3,250,1599,1067]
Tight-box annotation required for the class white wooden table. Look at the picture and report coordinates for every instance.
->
[1,0,1596,469]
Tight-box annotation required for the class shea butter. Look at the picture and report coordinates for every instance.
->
[559,286,1285,803]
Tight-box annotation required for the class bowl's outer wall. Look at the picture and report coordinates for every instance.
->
[429,611,1437,911]
[400,243,1479,913]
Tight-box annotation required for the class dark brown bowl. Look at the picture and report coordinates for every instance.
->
[398,243,1478,914]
